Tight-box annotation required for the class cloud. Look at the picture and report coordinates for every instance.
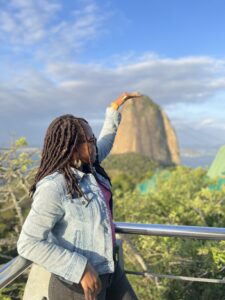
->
[200,120,225,130]
[46,54,225,106]
[0,1,225,151]
[0,0,107,60]
[1,53,225,151]
[0,0,61,45]
[199,119,214,129]
[1,54,225,120]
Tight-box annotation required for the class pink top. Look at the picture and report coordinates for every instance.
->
[97,180,116,246]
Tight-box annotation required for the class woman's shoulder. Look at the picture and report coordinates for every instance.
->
[35,171,66,193]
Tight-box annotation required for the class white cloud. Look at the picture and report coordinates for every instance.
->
[1,54,225,121]
[0,0,107,61]
[45,55,225,106]
[199,118,215,127]
[0,1,225,151]
[0,0,61,45]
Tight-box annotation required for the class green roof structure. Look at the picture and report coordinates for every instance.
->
[207,146,225,191]
[207,146,225,179]
[137,169,171,194]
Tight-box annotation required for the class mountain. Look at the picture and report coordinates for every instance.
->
[110,95,180,166]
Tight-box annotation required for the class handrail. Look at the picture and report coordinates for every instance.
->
[1,222,225,289]
[115,222,225,240]
[0,256,31,289]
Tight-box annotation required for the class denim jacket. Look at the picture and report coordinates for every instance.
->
[17,107,122,284]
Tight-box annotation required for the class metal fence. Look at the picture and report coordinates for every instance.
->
[1,222,225,289]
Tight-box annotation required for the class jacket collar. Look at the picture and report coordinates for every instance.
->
[70,166,86,182]
[70,166,98,182]
[70,165,111,191]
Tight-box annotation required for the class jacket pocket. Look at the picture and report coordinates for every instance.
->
[65,196,84,223]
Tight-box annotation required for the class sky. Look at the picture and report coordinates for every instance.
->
[0,0,225,164]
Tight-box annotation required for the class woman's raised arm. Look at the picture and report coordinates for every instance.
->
[97,92,142,163]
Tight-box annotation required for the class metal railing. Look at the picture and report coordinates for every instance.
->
[1,222,225,289]
[115,222,225,240]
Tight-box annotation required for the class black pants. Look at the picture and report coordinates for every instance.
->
[48,261,138,300]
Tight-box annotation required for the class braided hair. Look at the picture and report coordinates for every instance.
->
[29,114,111,200]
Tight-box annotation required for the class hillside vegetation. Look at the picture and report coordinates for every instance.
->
[101,152,161,183]
[1,140,225,299]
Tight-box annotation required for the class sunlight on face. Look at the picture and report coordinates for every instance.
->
[71,121,97,166]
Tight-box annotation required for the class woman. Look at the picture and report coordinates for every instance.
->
[17,92,141,300]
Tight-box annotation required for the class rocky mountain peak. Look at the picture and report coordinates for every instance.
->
[110,95,180,166]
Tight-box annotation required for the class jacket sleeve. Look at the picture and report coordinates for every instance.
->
[97,106,122,163]
[16,180,88,284]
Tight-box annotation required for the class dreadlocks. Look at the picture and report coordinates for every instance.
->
[29,114,111,200]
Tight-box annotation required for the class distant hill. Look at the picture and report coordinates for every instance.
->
[101,152,161,183]
[110,95,180,166]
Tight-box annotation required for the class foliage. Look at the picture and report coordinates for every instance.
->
[0,277,26,300]
[112,165,225,300]
[102,152,161,184]
[0,137,40,239]
[1,139,225,299]
[0,138,40,299]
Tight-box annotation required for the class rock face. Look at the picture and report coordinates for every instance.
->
[110,96,180,165]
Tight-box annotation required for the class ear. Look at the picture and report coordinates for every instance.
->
[70,148,79,161]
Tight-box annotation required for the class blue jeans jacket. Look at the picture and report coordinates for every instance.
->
[17,107,122,284]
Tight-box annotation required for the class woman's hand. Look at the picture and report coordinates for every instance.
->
[111,91,142,110]
[80,262,102,300]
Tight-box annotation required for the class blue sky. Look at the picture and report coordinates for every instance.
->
[0,0,225,163]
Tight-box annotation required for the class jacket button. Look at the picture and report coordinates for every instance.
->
[82,200,86,205]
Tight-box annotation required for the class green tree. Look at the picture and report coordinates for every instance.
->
[113,166,225,300]
[2,141,225,300]
[0,138,40,299]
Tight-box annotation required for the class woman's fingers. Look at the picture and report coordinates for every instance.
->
[112,91,143,108]
[80,262,100,300]
[96,276,102,294]
[124,91,142,99]
[84,288,96,300]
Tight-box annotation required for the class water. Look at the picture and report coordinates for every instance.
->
[181,155,214,169]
